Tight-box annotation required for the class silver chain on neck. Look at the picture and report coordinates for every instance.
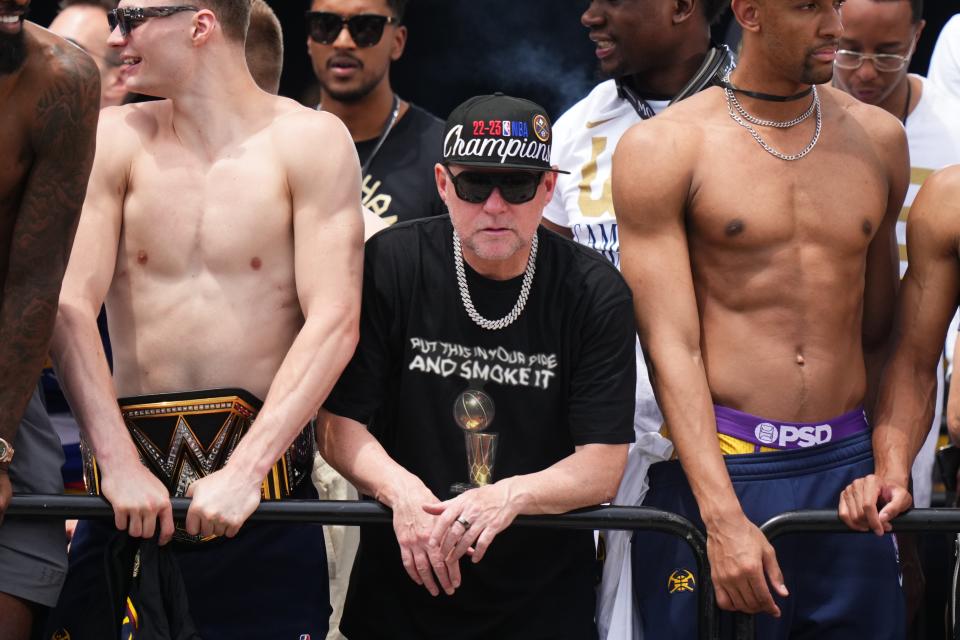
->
[724,84,822,162]
[453,232,538,331]
[726,86,818,128]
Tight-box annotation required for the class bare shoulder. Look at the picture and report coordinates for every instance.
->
[21,24,99,148]
[95,100,168,166]
[618,86,718,158]
[266,98,360,201]
[23,23,99,95]
[268,97,353,152]
[824,85,904,147]
[616,94,711,182]
[909,166,960,248]
[915,166,960,218]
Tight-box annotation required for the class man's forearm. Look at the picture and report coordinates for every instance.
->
[496,444,627,516]
[863,342,891,421]
[648,343,743,527]
[227,309,359,480]
[0,281,61,456]
[316,410,426,507]
[50,302,139,466]
[872,358,938,484]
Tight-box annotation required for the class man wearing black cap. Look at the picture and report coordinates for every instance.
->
[317,94,636,639]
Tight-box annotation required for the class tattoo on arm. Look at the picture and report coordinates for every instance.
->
[0,47,99,451]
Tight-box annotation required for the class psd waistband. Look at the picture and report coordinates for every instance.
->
[714,404,869,453]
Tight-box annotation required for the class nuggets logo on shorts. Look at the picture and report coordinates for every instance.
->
[754,422,779,445]
[667,569,696,594]
[532,114,550,142]
[51,630,71,640]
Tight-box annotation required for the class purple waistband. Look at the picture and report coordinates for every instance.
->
[714,405,870,451]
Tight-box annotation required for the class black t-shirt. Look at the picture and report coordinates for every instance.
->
[356,103,446,225]
[325,217,636,640]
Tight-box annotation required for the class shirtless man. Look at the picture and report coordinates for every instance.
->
[615,0,907,636]
[839,166,960,533]
[0,2,98,637]
[48,1,363,638]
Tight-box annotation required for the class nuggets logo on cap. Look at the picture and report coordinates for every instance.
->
[532,114,550,142]
[441,94,569,174]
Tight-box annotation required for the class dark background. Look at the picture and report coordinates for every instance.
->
[30,1,958,121]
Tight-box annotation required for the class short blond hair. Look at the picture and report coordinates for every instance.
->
[245,0,283,93]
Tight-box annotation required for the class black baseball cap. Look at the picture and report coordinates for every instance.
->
[442,93,569,174]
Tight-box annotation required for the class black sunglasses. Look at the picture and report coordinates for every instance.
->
[107,5,199,37]
[444,166,544,205]
[305,11,398,48]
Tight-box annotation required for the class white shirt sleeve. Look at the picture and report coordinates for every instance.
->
[929,15,960,101]
[543,121,576,227]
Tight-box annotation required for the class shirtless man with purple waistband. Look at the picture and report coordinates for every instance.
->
[616,0,909,636]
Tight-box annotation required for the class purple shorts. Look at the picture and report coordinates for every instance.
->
[714,404,870,452]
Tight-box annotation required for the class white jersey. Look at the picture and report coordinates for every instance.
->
[545,80,668,269]
[929,14,960,101]
[547,79,673,640]
[902,76,960,508]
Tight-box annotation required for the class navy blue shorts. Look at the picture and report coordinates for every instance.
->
[51,487,330,640]
[631,430,904,639]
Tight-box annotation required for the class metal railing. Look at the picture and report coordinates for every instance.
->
[9,495,718,640]
[734,508,960,640]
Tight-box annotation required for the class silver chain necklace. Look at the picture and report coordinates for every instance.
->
[726,86,817,129]
[726,85,822,162]
[453,232,537,331]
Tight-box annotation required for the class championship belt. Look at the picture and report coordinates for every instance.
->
[82,389,315,543]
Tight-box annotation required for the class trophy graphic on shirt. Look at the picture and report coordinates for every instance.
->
[450,388,498,494]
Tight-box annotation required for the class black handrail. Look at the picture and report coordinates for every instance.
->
[8,495,718,640]
[734,508,960,640]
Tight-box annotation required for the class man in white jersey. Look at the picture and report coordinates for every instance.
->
[834,0,960,509]
[540,2,733,637]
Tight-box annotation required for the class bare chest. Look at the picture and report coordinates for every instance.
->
[688,120,889,256]
[120,141,292,275]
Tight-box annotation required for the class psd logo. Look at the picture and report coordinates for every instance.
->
[299,635,312,640]
[754,422,778,445]
[667,569,696,594]
[777,424,832,448]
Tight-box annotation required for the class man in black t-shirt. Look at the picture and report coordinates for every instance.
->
[307,0,445,226]
[319,94,636,639]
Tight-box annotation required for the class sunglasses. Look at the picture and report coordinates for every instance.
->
[305,11,398,48]
[107,5,199,37]
[444,166,544,205]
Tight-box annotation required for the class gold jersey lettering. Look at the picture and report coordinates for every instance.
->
[361,174,392,216]
[577,137,614,219]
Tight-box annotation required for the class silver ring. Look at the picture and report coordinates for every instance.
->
[455,516,471,530]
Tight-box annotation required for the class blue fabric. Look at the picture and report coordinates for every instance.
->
[631,431,904,639]
[53,485,330,640]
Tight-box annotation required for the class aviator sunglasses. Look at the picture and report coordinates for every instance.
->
[107,5,199,37]
[443,166,544,205]
[306,11,398,48]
